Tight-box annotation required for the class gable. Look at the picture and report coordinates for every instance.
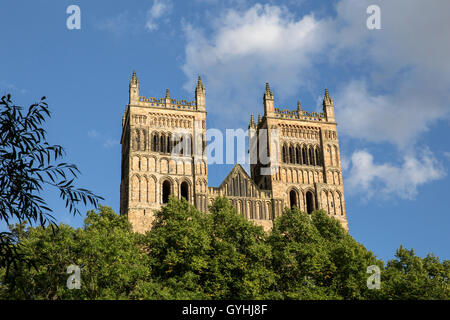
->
[216,164,261,198]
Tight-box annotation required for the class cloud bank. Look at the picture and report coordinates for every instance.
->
[146,0,173,31]
[181,0,450,199]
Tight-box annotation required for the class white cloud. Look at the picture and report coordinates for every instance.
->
[182,4,331,125]
[182,0,450,140]
[331,0,450,148]
[181,0,450,199]
[146,0,173,31]
[334,80,449,148]
[346,150,445,200]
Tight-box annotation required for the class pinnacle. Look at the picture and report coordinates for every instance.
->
[196,75,205,91]
[264,82,274,98]
[323,88,333,107]
[130,69,138,85]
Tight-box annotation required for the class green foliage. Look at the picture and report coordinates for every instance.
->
[269,208,360,299]
[0,94,103,271]
[0,198,448,300]
[144,196,213,299]
[144,196,275,299]
[0,206,150,299]
[205,197,275,299]
[379,246,449,299]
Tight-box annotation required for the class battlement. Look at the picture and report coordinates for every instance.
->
[129,71,205,112]
[137,96,198,111]
[274,107,326,122]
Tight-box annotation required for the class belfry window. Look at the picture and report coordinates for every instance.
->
[289,190,297,209]
[152,133,158,152]
[160,135,165,153]
[289,146,295,163]
[306,191,315,214]
[296,145,301,164]
[302,146,307,165]
[315,148,321,166]
[282,144,288,163]
[162,180,171,204]
[180,181,189,201]
[308,147,314,166]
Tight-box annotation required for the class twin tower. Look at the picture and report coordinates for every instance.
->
[120,71,347,233]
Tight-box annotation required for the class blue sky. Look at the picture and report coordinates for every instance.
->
[1,0,449,263]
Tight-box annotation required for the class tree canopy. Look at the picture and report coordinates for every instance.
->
[1,197,448,300]
[0,94,103,272]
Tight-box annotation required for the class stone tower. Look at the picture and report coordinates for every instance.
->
[120,71,208,233]
[248,83,347,230]
[121,72,347,233]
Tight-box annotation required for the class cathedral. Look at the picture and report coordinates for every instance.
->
[120,71,347,233]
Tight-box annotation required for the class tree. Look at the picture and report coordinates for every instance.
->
[143,196,275,299]
[0,94,103,271]
[269,207,382,299]
[379,246,449,299]
[0,206,152,300]
[1,197,448,300]
[143,196,214,299]
[207,197,276,299]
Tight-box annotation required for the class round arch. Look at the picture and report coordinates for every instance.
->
[288,187,299,209]
[305,189,315,214]
[160,176,175,204]
[180,180,190,202]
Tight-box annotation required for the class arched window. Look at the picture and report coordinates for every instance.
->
[180,181,189,201]
[289,189,297,209]
[140,129,146,151]
[166,134,171,154]
[306,191,315,214]
[308,146,314,166]
[179,136,184,155]
[296,145,301,164]
[282,144,287,163]
[134,129,140,151]
[160,134,165,153]
[315,147,321,166]
[162,180,171,204]
[237,174,242,197]
[289,145,295,163]
[302,145,307,165]
[152,133,158,152]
